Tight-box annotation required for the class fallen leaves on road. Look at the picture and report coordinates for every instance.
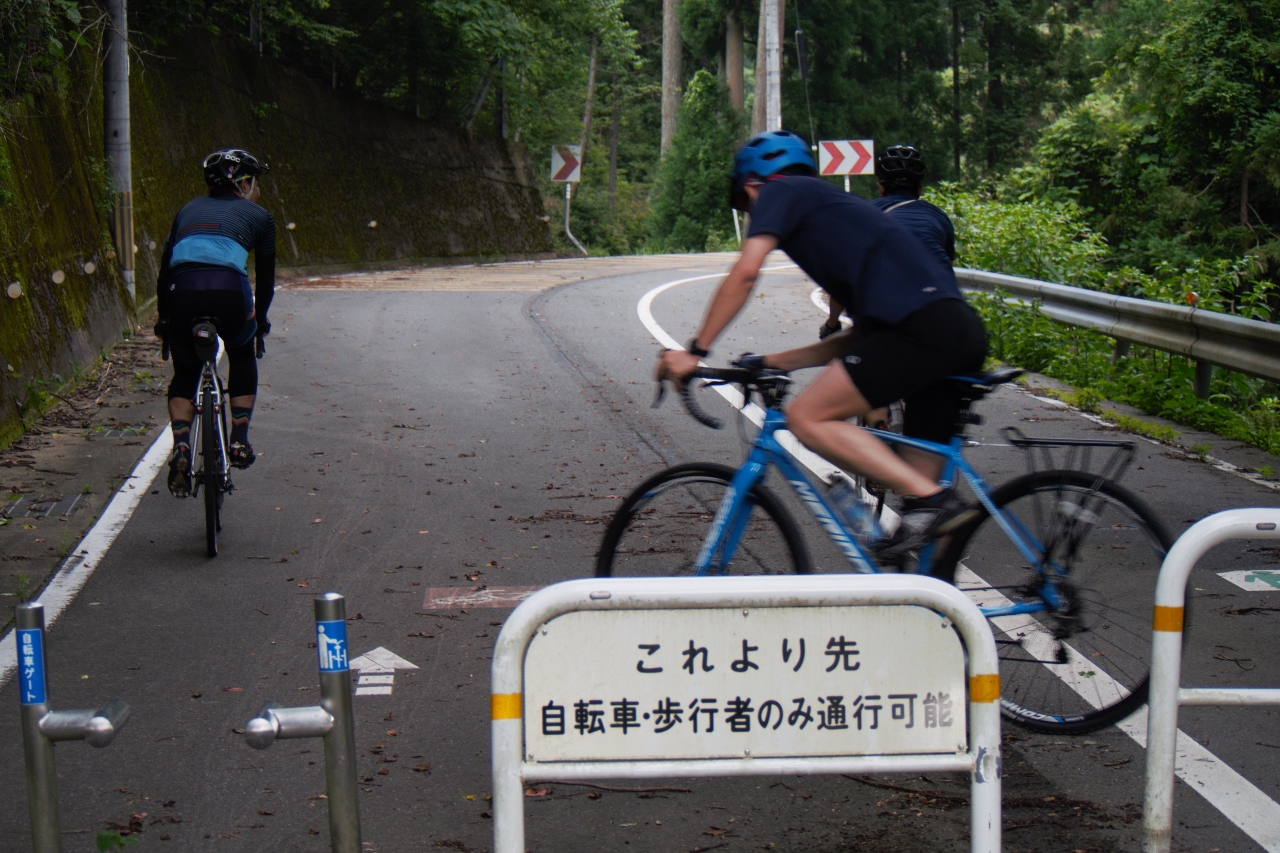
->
[406,632,435,638]
[223,687,244,693]
[524,788,552,797]
[412,762,432,773]
[312,518,322,524]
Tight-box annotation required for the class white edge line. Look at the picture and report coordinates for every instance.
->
[794,282,1280,849]
[0,424,173,688]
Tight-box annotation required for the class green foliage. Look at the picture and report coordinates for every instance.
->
[0,0,87,99]
[649,71,743,252]
[95,831,138,852]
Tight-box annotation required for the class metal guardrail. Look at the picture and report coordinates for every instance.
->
[955,268,1280,397]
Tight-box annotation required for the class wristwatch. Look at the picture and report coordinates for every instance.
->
[685,337,710,358]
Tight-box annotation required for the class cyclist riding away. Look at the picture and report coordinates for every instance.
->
[820,143,955,338]
[655,130,987,559]
[156,149,275,496]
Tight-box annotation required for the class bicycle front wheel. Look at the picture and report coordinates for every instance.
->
[936,470,1173,734]
[596,463,811,578]
[202,399,220,558]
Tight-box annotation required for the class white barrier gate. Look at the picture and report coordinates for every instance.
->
[490,575,1002,853]
[1143,509,1280,853]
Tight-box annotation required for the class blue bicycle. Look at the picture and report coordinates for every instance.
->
[596,361,1173,734]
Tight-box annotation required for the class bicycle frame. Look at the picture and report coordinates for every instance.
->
[694,406,1064,619]
[189,360,229,497]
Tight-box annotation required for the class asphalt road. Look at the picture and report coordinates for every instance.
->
[1,255,1277,853]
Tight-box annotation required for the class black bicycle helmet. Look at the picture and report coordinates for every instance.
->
[203,149,269,191]
[875,144,925,188]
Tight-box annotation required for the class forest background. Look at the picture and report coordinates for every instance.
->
[3,0,1280,455]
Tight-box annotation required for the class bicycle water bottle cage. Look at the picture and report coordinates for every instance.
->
[191,320,218,363]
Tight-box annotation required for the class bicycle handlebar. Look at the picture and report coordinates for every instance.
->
[652,361,780,430]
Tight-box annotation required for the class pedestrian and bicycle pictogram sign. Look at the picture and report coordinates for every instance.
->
[819,140,875,176]
[316,619,348,672]
[550,145,582,183]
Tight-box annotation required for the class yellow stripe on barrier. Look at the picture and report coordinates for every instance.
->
[491,693,523,720]
[969,674,1000,703]
[1153,605,1184,632]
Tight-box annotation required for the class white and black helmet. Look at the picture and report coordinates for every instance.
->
[203,149,269,191]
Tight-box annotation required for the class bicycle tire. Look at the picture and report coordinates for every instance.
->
[596,463,811,578]
[934,469,1174,734]
[202,396,219,557]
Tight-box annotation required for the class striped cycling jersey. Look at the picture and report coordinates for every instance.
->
[158,193,276,323]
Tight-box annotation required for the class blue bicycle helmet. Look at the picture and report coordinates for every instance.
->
[730,130,817,211]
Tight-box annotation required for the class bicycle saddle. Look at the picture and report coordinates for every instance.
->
[191,319,219,363]
[952,367,1024,395]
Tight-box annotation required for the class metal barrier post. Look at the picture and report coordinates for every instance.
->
[16,603,131,853]
[1142,509,1280,853]
[245,593,361,853]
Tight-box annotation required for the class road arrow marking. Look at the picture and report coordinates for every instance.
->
[1219,569,1280,591]
[350,647,419,696]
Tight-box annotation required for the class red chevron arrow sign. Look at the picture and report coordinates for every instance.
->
[818,140,875,176]
[551,145,582,183]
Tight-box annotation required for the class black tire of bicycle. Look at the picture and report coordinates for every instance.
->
[595,462,812,577]
[932,469,1175,734]
[202,395,219,557]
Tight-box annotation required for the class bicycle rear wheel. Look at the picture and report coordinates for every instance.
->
[935,470,1173,734]
[596,463,811,578]
[201,397,220,557]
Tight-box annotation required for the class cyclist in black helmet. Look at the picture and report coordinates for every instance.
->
[820,144,956,338]
[656,130,986,558]
[156,148,276,496]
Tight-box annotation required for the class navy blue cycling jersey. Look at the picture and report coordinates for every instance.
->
[157,193,276,323]
[871,193,956,267]
[747,175,962,325]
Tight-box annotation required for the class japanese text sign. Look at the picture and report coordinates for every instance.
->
[818,140,875,176]
[550,145,582,183]
[522,604,966,763]
[18,627,46,706]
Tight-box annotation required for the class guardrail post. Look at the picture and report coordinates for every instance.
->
[17,603,131,853]
[1111,339,1131,365]
[1193,360,1213,399]
[244,593,361,853]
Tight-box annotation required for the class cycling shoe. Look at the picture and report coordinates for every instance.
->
[229,442,256,469]
[168,445,192,497]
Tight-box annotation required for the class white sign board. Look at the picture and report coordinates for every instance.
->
[818,140,875,176]
[523,604,967,763]
[550,145,582,183]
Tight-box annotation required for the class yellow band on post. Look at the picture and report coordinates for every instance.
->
[969,674,1000,703]
[491,693,523,720]
[1153,605,1184,632]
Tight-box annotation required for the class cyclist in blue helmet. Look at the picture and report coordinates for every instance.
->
[656,130,987,558]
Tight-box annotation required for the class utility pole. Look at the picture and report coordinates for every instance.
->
[661,0,682,153]
[104,0,134,304]
[763,0,781,131]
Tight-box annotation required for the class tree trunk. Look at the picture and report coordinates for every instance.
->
[1241,169,1250,227]
[579,38,599,163]
[661,0,682,154]
[608,74,621,216]
[952,0,961,175]
[751,4,766,134]
[727,11,745,112]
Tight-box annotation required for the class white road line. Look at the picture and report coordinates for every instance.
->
[0,425,173,688]
[647,271,1280,851]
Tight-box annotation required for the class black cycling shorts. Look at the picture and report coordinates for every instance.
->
[164,269,259,401]
[841,298,988,444]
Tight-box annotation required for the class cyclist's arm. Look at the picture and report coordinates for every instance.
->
[156,219,178,320]
[252,211,277,330]
[658,235,777,379]
[764,325,859,371]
